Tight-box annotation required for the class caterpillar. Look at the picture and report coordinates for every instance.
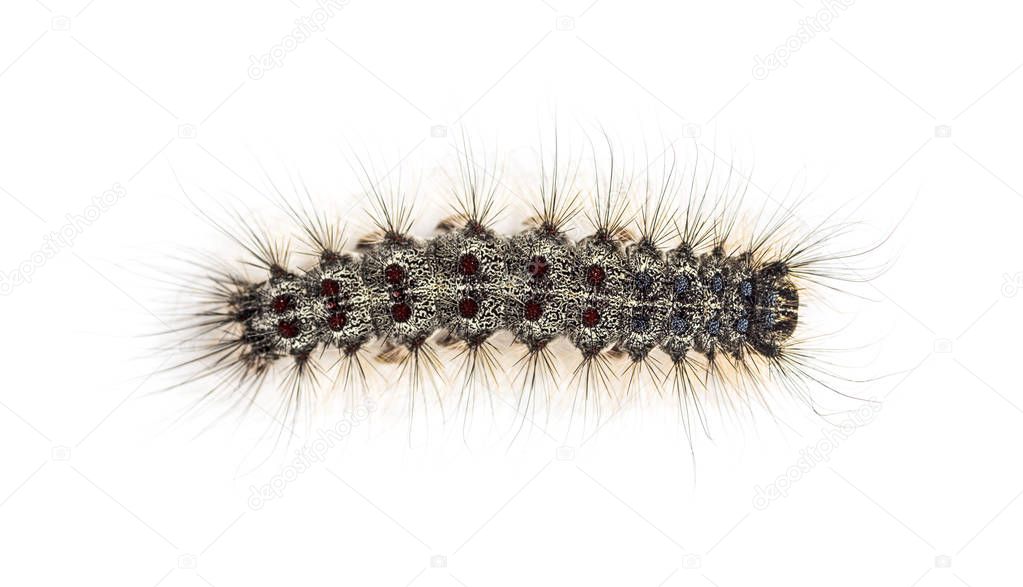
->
[158,140,883,443]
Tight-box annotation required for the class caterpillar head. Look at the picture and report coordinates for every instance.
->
[749,266,800,358]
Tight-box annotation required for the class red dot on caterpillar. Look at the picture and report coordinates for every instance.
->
[391,302,412,322]
[582,307,600,327]
[585,264,606,286]
[271,294,293,314]
[458,253,480,276]
[384,264,405,284]
[276,319,300,338]
[523,299,543,321]
[320,278,341,297]
[328,312,347,331]
[527,256,548,279]
[458,297,479,318]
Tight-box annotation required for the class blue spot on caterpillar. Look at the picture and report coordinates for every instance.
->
[159,143,885,442]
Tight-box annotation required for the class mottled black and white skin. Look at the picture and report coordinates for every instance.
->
[199,208,796,383]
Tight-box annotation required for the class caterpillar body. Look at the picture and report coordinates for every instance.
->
[164,145,876,441]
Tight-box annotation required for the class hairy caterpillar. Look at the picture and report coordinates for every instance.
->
[157,140,883,443]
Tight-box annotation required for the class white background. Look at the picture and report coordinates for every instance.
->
[1,0,1022,585]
